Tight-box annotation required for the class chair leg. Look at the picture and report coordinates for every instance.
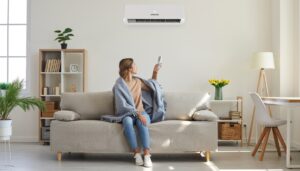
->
[259,127,271,161]
[57,152,62,161]
[274,127,287,153]
[252,127,268,156]
[272,127,281,157]
[205,151,211,162]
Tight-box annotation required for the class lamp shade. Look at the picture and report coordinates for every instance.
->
[252,52,275,69]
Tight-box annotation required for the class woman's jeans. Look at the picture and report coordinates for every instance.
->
[122,112,151,151]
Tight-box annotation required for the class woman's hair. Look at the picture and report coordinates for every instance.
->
[119,58,134,78]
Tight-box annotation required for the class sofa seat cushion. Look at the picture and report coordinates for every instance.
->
[51,120,130,153]
[51,120,217,153]
[149,120,217,152]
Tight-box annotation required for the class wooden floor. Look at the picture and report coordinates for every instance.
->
[0,142,299,171]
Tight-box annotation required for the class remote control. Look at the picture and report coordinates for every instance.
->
[157,56,163,68]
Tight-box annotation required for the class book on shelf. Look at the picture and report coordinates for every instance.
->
[44,59,61,72]
[230,111,241,120]
[43,86,60,96]
[219,116,231,120]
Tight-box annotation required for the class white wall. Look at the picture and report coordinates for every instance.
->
[11,0,273,142]
[271,0,300,148]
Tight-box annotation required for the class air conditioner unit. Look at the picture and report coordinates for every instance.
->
[124,5,185,25]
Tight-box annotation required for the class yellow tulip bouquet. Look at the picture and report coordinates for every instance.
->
[208,79,230,88]
[208,79,230,100]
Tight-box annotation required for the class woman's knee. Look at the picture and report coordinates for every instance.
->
[122,116,133,126]
[143,113,151,124]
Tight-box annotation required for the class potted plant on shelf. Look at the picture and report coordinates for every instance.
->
[54,28,74,49]
[0,79,45,140]
[0,82,9,97]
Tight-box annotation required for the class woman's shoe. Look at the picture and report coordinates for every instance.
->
[144,154,153,167]
[134,153,144,166]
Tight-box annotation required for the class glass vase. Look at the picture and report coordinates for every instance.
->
[214,87,223,100]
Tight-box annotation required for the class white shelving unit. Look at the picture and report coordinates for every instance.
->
[38,49,86,144]
[210,97,243,146]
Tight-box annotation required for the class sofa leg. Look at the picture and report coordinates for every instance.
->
[205,151,211,162]
[57,152,62,161]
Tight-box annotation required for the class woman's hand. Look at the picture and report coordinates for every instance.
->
[137,112,148,126]
[152,64,160,80]
[153,64,160,73]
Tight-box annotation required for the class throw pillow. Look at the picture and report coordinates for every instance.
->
[54,110,80,121]
[192,110,218,121]
[195,92,211,111]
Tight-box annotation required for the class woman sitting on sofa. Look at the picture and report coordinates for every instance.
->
[112,58,162,167]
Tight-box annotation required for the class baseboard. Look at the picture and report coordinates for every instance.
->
[10,136,39,143]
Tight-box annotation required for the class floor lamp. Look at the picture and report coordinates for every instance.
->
[247,52,275,146]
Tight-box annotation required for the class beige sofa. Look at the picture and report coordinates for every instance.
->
[50,91,217,161]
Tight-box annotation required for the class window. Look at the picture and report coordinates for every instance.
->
[0,0,27,87]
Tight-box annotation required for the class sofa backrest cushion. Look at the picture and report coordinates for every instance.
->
[164,92,210,120]
[60,91,114,120]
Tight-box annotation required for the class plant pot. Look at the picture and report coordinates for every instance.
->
[61,43,67,49]
[0,120,12,141]
[214,87,223,100]
[0,89,7,97]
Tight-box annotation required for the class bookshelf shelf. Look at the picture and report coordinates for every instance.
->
[62,72,83,75]
[40,95,61,97]
[40,72,61,74]
[40,117,54,120]
[39,49,86,145]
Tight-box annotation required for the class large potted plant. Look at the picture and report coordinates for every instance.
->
[54,28,74,49]
[0,82,9,97]
[0,80,45,140]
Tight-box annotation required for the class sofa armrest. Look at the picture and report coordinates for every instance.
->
[54,110,80,121]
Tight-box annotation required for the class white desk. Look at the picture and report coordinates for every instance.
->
[262,97,300,169]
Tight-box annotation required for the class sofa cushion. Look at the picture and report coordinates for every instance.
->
[60,91,114,120]
[164,92,210,120]
[54,110,80,121]
[192,110,218,121]
[50,120,130,153]
[149,120,217,152]
[50,120,218,153]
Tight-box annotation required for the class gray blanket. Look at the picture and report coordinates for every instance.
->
[101,76,166,123]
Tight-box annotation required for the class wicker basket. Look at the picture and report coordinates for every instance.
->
[218,122,241,140]
[42,101,56,117]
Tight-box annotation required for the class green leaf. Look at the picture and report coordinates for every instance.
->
[65,28,72,33]
[54,28,73,44]
[0,83,10,90]
[0,79,45,120]
[67,34,74,37]
[54,30,61,33]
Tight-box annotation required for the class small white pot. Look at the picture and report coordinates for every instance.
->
[0,90,7,97]
[0,120,12,141]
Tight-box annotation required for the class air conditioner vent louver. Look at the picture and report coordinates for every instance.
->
[128,19,181,23]
[124,5,185,25]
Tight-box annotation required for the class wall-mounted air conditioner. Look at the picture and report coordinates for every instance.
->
[124,5,185,25]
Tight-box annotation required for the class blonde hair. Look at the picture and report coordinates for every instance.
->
[119,58,134,78]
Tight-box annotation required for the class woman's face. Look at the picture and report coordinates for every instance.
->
[130,62,138,75]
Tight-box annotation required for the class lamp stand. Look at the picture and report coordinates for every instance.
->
[247,68,272,146]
